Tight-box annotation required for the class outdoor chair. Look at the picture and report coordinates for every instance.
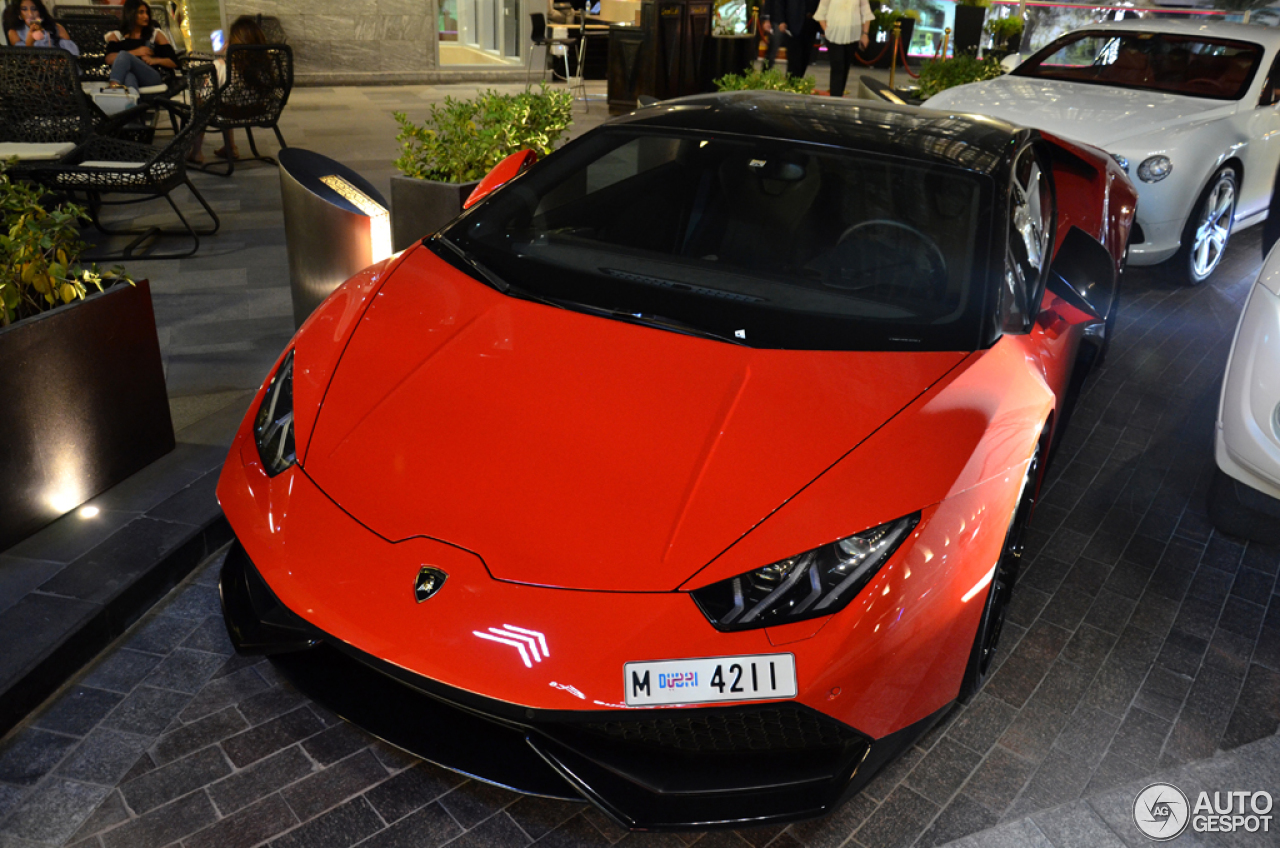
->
[194,43,293,177]
[0,46,97,163]
[20,62,221,260]
[255,14,288,44]
[527,13,575,85]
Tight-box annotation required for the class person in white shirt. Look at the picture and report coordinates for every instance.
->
[815,0,871,97]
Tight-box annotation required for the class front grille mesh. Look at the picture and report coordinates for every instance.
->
[576,706,861,753]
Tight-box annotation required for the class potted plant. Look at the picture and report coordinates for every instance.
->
[390,84,573,252]
[0,164,173,549]
[986,12,1024,55]
[953,0,988,56]
[915,52,1004,99]
[713,66,817,94]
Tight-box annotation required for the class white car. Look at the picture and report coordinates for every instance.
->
[1210,243,1280,543]
[927,19,1280,284]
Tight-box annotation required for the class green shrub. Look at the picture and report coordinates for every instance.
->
[986,14,1024,46]
[0,162,128,327]
[917,53,1005,99]
[393,84,573,184]
[714,66,816,94]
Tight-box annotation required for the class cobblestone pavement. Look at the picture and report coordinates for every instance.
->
[1,85,1278,848]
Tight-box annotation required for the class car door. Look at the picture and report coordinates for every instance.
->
[1242,49,1280,220]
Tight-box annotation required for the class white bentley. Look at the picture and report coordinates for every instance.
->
[1210,242,1280,543]
[927,19,1280,284]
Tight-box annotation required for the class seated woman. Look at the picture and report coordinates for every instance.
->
[190,14,268,163]
[105,0,176,89]
[3,0,79,54]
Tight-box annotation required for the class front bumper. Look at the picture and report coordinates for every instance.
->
[220,541,945,830]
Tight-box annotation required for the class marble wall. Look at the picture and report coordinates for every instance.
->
[226,0,531,84]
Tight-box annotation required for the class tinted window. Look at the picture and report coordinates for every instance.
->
[1017,31,1263,100]
[440,129,994,352]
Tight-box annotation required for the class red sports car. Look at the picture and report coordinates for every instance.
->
[218,93,1135,830]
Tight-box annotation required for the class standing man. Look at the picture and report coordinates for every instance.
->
[762,0,822,78]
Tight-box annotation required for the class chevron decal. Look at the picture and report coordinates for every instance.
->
[473,624,551,668]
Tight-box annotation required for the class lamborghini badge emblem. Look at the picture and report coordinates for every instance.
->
[414,566,447,603]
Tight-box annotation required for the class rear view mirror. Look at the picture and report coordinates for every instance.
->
[1046,226,1117,319]
[464,150,538,209]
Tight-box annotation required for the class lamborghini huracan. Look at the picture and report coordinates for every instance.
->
[218,93,1135,830]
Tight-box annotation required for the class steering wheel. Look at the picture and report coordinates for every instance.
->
[835,219,949,299]
[1184,78,1229,96]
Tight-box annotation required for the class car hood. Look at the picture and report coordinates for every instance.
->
[926,76,1232,149]
[302,252,967,592]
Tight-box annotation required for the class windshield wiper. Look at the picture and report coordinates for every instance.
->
[574,304,749,346]
[433,234,510,293]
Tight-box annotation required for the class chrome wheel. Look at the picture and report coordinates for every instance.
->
[1183,168,1236,285]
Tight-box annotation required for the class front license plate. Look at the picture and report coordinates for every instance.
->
[623,654,797,706]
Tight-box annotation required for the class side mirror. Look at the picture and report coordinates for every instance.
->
[463,149,538,210]
[1000,53,1021,74]
[1045,226,1116,319]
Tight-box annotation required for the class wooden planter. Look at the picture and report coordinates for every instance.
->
[0,280,175,550]
[390,175,481,253]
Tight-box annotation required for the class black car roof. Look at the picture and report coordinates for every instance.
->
[611,91,1023,175]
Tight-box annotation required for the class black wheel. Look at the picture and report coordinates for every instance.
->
[958,441,1041,701]
[1177,166,1236,286]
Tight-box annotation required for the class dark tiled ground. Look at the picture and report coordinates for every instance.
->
[1,78,1279,848]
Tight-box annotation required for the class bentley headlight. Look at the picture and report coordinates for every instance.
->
[691,513,919,631]
[254,350,296,476]
[1137,156,1172,183]
[1110,154,1129,175]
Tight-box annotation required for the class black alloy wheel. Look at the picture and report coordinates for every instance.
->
[958,441,1042,701]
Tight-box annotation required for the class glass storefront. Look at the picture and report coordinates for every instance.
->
[440,0,523,65]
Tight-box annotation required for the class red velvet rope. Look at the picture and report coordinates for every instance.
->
[897,38,919,78]
[852,37,892,66]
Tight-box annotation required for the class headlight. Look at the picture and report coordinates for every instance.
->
[691,513,919,631]
[1137,156,1172,183]
[254,350,296,476]
[1110,154,1129,175]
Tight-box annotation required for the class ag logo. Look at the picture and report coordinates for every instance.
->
[1134,782,1190,841]
[413,567,447,603]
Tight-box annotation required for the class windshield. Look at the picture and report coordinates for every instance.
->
[1016,30,1263,100]
[437,129,993,352]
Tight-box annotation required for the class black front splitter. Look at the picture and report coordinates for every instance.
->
[220,540,953,831]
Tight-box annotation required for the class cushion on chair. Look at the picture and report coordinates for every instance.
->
[78,160,147,168]
[0,142,76,160]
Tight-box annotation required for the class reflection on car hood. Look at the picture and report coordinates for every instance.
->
[926,76,1232,149]
[303,251,967,592]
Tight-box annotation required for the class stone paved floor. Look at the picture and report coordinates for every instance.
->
[2,77,1279,848]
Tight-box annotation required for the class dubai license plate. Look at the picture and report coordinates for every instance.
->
[623,653,797,706]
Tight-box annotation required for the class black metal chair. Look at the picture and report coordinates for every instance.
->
[21,62,221,260]
[255,14,288,44]
[0,46,97,155]
[190,43,292,177]
[527,13,575,85]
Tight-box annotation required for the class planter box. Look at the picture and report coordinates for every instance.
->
[0,280,175,551]
[953,5,986,56]
[390,175,481,253]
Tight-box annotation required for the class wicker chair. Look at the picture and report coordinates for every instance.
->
[58,14,119,81]
[21,63,221,260]
[196,43,292,177]
[0,46,97,155]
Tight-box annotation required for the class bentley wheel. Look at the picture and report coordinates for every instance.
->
[1179,167,1236,286]
[958,442,1041,701]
